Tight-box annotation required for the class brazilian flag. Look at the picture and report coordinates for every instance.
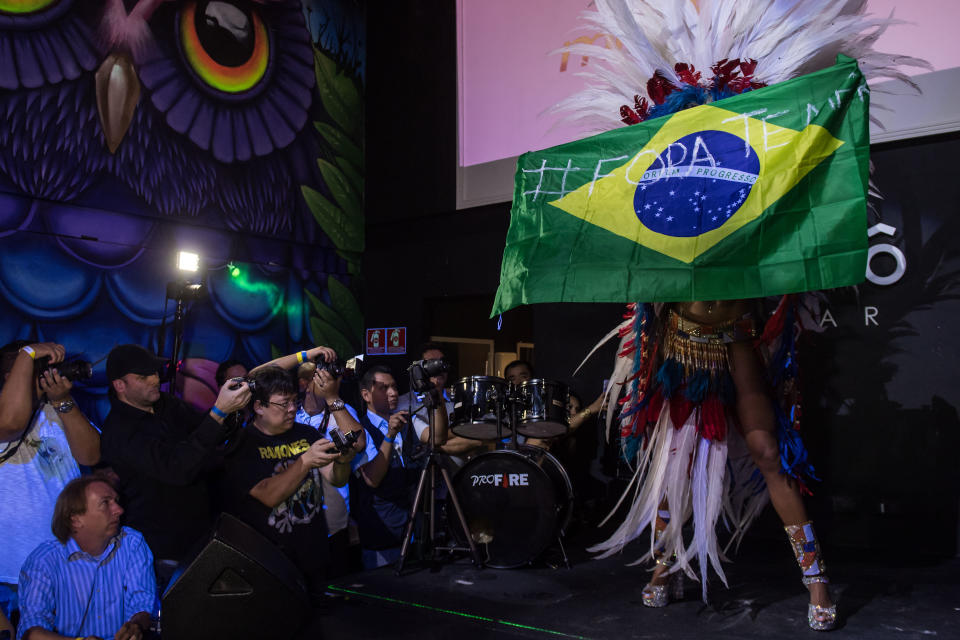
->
[492,55,870,314]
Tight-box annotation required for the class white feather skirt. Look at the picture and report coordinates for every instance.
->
[588,402,769,601]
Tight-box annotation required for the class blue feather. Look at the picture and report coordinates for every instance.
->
[648,85,710,119]
[623,434,642,464]
[685,368,711,403]
[656,358,683,398]
[775,403,819,482]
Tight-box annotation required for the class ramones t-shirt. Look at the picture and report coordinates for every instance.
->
[221,422,329,574]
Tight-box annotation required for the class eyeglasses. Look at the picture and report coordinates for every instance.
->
[268,398,297,410]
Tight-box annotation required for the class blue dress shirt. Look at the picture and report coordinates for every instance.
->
[17,527,156,640]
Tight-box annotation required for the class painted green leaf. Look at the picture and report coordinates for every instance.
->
[327,276,364,343]
[314,48,360,136]
[317,158,361,215]
[335,155,363,196]
[301,185,364,252]
[304,288,354,344]
[309,316,354,358]
[315,122,362,170]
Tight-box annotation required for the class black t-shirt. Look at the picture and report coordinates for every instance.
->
[220,422,329,573]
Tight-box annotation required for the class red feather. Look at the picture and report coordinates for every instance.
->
[699,394,728,441]
[646,70,677,104]
[620,105,642,125]
[669,393,693,429]
[674,62,701,86]
[646,389,664,426]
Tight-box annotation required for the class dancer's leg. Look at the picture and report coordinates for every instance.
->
[642,501,681,606]
[647,502,672,587]
[728,342,833,616]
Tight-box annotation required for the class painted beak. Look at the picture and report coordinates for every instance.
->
[95,51,141,154]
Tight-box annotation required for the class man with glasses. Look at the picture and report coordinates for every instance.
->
[349,365,449,569]
[218,366,354,595]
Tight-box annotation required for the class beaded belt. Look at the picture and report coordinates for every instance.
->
[663,310,757,371]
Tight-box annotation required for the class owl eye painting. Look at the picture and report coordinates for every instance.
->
[0,0,366,421]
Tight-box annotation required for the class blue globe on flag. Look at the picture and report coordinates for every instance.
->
[634,130,760,237]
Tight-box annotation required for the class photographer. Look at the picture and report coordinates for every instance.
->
[256,345,374,575]
[248,345,337,378]
[297,366,375,576]
[0,341,100,614]
[99,343,250,589]
[219,366,355,596]
[349,365,449,569]
[251,344,364,442]
[404,344,484,465]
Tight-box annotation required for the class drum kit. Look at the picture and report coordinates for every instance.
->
[447,376,575,568]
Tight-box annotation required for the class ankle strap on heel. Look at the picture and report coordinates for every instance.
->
[784,521,829,584]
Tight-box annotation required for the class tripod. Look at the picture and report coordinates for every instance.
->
[395,389,483,574]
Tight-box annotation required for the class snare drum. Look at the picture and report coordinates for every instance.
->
[451,376,511,440]
[451,447,573,568]
[516,379,569,438]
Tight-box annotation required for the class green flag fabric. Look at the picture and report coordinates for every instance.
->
[492,55,870,315]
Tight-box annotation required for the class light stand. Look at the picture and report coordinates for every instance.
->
[508,384,521,450]
[395,388,482,574]
[162,280,202,392]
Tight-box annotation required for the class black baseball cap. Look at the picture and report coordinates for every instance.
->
[106,344,169,381]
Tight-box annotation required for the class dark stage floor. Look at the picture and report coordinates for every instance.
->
[299,536,959,640]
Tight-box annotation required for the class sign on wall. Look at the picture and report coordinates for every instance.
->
[366,327,406,355]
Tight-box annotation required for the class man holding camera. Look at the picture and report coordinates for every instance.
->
[403,343,486,465]
[218,366,355,594]
[250,345,375,575]
[0,341,100,617]
[349,365,451,568]
[100,343,250,587]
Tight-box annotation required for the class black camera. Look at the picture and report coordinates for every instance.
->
[408,358,450,393]
[35,356,93,382]
[297,355,360,383]
[228,377,256,392]
[327,426,360,454]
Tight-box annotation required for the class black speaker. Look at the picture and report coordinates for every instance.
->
[161,513,310,640]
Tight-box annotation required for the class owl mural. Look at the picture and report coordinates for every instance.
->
[0,0,365,421]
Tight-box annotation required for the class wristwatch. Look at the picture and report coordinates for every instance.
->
[327,398,345,412]
[53,400,76,414]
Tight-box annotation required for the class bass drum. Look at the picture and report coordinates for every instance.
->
[451,447,573,568]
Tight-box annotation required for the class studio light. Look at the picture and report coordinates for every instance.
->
[177,250,200,272]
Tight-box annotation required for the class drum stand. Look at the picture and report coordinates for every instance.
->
[506,388,571,570]
[395,390,483,575]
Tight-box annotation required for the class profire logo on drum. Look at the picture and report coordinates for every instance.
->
[471,473,529,488]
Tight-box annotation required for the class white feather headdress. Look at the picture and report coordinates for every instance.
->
[552,0,931,133]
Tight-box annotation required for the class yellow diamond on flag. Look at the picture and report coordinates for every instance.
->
[548,104,845,264]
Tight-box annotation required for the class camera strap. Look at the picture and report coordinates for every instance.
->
[0,404,43,465]
[319,408,332,436]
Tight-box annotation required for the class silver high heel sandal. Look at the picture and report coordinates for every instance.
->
[785,522,838,631]
[641,565,683,607]
[642,509,683,607]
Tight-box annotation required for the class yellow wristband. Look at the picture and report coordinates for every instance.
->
[296,350,307,364]
[20,345,36,359]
